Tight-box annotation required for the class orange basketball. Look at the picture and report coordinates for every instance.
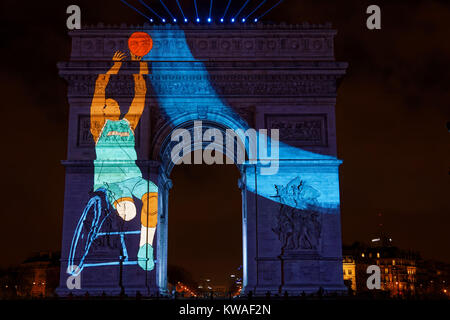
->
[128,32,153,57]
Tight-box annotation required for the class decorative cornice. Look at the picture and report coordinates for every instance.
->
[72,22,334,32]
[67,23,337,61]
[57,61,348,73]
[61,73,339,98]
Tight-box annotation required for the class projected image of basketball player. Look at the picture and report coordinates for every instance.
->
[90,47,157,272]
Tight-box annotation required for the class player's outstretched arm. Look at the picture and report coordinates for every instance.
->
[125,54,148,131]
[106,51,126,75]
[90,51,126,142]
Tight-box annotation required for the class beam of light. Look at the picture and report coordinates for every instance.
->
[255,0,284,20]
[222,0,232,19]
[194,0,199,20]
[119,0,152,21]
[209,0,213,19]
[245,0,266,20]
[232,0,251,20]
[175,0,186,20]
[159,0,175,20]
[138,0,164,21]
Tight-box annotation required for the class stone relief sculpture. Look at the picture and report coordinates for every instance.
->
[272,177,322,251]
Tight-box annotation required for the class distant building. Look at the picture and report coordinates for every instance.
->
[21,252,60,297]
[175,282,197,297]
[342,256,356,292]
[343,241,419,297]
[0,251,60,298]
[343,238,450,299]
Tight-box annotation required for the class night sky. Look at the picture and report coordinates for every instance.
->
[0,0,449,286]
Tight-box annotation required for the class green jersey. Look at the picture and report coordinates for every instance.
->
[94,119,142,190]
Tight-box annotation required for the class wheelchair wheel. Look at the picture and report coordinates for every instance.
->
[67,188,111,276]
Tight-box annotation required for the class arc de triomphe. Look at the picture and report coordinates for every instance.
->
[57,23,348,296]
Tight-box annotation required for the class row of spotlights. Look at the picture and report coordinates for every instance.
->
[150,18,258,23]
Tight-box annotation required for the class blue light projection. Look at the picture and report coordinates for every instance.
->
[194,0,199,21]
[159,0,175,21]
[119,0,152,21]
[120,0,280,24]
[175,0,186,21]
[209,0,214,21]
[141,26,342,211]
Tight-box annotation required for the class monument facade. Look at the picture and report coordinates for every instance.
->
[57,23,348,295]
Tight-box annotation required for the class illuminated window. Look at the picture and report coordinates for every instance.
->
[361,253,365,258]
[392,260,396,265]
[377,252,380,258]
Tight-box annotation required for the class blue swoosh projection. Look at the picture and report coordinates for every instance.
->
[141,25,341,211]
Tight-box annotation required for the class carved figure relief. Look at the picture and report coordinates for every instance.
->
[272,177,322,251]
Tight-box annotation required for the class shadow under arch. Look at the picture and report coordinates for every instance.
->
[155,119,250,294]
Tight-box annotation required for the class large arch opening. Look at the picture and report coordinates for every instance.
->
[155,119,249,296]
[168,158,242,296]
